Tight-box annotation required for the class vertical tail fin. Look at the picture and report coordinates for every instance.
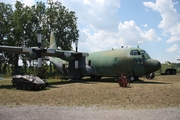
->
[49,32,57,49]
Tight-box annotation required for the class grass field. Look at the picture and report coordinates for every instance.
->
[0,74,180,109]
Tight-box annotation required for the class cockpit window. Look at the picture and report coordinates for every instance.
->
[130,50,140,56]
[140,50,147,55]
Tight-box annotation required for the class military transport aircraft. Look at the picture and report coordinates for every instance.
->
[0,32,161,81]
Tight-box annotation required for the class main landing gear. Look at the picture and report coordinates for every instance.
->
[118,74,130,87]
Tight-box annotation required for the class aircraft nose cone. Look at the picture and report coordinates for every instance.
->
[144,59,161,74]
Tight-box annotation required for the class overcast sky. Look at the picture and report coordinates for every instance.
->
[1,0,180,63]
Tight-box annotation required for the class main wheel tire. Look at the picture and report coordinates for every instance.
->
[90,76,96,80]
[166,70,171,75]
[171,70,177,75]
[15,84,20,89]
[22,84,27,90]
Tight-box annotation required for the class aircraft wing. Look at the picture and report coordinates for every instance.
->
[42,49,89,61]
[0,45,89,61]
[0,46,29,54]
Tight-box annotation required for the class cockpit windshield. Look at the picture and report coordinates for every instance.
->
[130,50,140,56]
[130,50,147,56]
[140,50,147,55]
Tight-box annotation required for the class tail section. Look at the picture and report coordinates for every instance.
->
[49,32,57,49]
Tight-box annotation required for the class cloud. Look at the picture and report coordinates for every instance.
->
[78,20,162,52]
[117,20,161,45]
[143,0,180,43]
[142,24,148,27]
[2,0,163,53]
[61,0,120,32]
[63,0,162,52]
[20,0,35,6]
[79,29,122,52]
[166,23,180,43]
[166,44,179,52]
[1,0,35,6]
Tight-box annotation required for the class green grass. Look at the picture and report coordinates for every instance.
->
[0,74,180,109]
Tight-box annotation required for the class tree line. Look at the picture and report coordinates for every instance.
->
[0,1,79,77]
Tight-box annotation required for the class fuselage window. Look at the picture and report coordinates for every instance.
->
[130,51,133,55]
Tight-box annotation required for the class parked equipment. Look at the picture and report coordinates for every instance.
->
[159,61,177,75]
[12,75,48,90]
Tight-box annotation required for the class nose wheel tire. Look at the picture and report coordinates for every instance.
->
[130,76,134,81]
[129,76,139,82]
[146,73,155,79]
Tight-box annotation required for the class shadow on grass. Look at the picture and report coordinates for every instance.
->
[84,77,171,85]
[47,77,117,88]
[0,85,13,89]
[85,77,117,83]
[45,77,172,88]
[48,80,77,87]
[132,79,172,84]
[0,77,171,91]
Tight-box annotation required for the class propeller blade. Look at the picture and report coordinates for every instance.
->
[75,60,78,69]
[37,58,42,68]
[37,33,42,68]
[37,33,42,48]
[75,40,78,52]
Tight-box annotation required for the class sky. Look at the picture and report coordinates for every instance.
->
[1,0,180,63]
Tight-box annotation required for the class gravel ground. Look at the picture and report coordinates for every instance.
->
[0,106,180,120]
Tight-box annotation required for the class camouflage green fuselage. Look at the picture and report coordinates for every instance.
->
[49,47,160,79]
[86,48,151,77]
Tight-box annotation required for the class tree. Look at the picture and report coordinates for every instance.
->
[45,1,79,50]
[1,1,79,76]
[5,1,28,74]
[0,3,13,73]
[0,3,13,45]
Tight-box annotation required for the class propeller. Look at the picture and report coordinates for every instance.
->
[35,33,55,68]
[29,32,49,77]
[36,33,43,68]
[30,33,46,68]
[21,32,55,68]
[74,40,79,69]
[73,39,89,69]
